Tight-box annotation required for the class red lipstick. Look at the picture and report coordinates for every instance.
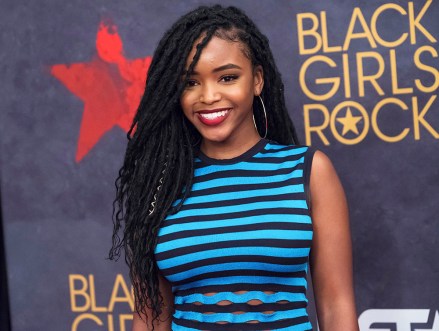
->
[197,108,232,126]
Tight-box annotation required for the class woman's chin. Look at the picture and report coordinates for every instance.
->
[199,130,232,144]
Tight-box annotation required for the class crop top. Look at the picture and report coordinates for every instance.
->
[155,138,315,331]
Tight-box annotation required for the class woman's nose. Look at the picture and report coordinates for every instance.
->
[199,83,221,104]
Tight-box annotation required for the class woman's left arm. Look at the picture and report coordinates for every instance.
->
[308,150,359,331]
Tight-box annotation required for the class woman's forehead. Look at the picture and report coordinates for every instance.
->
[185,36,251,71]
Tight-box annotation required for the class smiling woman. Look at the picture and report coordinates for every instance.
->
[109,4,359,331]
[180,34,264,156]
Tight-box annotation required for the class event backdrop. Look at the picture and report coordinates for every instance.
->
[1,0,438,330]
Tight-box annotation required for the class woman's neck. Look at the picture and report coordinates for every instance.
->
[200,130,261,160]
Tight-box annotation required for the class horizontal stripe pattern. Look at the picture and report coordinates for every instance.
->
[155,139,314,330]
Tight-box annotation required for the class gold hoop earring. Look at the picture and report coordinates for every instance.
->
[252,95,268,139]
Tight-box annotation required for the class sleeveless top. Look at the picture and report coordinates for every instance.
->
[154,138,316,331]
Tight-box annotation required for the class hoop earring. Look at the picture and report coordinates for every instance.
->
[252,95,268,139]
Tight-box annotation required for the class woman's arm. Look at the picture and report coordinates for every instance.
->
[132,273,174,331]
[308,151,359,331]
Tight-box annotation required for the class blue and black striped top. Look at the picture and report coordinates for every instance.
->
[155,138,315,331]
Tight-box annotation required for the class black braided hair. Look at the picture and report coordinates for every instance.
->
[109,4,299,329]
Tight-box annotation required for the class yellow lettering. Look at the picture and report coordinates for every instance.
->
[297,13,322,55]
[372,98,410,142]
[88,274,108,312]
[119,314,133,331]
[304,104,330,145]
[344,8,377,50]
[107,314,115,331]
[320,11,342,53]
[69,274,90,312]
[342,53,351,98]
[108,274,134,311]
[414,45,439,93]
[408,1,437,44]
[389,49,414,94]
[299,55,340,101]
[72,314,103,331]
[371,4,408,47]
[356,52,385,97]
[412,95,439,140]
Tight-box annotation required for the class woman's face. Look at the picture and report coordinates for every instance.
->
[180,35,264,145]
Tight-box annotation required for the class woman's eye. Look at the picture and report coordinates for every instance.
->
[221,75,238,83]
[185,80,198,88]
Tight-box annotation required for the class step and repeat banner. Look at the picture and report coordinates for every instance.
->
[1,0,438,330]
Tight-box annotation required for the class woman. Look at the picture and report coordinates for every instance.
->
[110,4,359,331]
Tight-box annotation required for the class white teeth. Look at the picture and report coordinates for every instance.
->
[199,109,230,120]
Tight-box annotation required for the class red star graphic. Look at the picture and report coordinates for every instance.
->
[50,20,151,162]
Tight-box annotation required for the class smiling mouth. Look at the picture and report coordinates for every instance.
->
[199,109,230,119]
[197,108,232,126]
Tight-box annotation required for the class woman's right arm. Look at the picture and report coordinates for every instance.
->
[132,273,174,331]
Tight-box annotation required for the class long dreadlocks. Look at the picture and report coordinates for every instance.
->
[109,4,299,329]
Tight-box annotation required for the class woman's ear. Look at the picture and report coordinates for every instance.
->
[253,65,264,96]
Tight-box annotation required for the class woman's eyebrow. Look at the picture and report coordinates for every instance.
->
[211,63,242,73]
[182,63,242,76]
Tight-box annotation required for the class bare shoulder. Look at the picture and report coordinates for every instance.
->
[308,149,348,227]
[310,150,339,181]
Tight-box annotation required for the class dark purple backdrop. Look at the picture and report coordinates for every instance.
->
[1,1,438,330]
